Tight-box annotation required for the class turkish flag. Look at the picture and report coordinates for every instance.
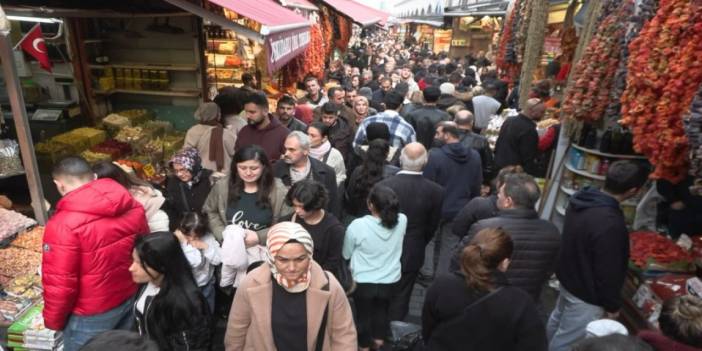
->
[18,24,52,72]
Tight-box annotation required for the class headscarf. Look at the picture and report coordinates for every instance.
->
[170,147,203,181]
[194,102,225,172]
[265,222,314,293]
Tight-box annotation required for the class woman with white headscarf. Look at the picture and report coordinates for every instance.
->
[224,222,357,351]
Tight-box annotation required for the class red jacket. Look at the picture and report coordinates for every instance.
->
[42,178,149,330]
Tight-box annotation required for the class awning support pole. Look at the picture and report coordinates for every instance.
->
[0,33,48,224]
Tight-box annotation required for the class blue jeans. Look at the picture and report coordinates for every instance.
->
[546,287,604,351]
[201,279,215,314]
[62,297,135,351]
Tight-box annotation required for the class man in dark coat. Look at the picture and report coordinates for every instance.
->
[405,86,450,150]
[423,122,482,277]
[454,109,494,182]
[547,161,648,351]
[320,102,354,161]
[452,173,560,303]
[273,132,339,217]
[379,143,444,321]
[494,98,545,176]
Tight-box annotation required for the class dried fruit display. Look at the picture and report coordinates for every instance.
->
[561,0,633,123]
[496,0,527,83]
[0,248,41,278]
[630,231,694,271]
[11,226,44,253]
[620,0,702,182]
[684,84,702,195]
[282,24,325,88]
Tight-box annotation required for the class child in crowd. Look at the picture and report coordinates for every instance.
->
[174,212,222,314]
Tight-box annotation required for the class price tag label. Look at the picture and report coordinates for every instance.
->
[143,163,156,178]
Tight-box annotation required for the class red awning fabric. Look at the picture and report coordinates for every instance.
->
[209,0,310,35]
[320,0,388,27]
[280,0,319,11]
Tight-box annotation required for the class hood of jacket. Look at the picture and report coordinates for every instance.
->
[569,187,621,212]
[439,142,472,164]
[57,178,143,218]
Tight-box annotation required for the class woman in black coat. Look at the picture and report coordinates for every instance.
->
[163,147,214,231]
[422,227,547,351]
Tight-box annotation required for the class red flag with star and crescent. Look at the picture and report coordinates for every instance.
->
[18,24,52,72]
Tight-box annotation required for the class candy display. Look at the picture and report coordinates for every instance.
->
[80,150,112,164]
[114,126,146,144]
[90,139,132,160]
[0,208,36,242]
[48,127,107,154]
[620,0,702,182]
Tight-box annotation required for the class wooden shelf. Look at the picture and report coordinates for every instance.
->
[565,163,606,181]
[572,144,647,160]
[94,89,201,97]
[88,63,199,71]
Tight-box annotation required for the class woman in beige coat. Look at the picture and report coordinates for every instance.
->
[185,102,237,176]
[224,222,357,351]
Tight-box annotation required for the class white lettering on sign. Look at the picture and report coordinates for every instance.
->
[269,30,311,64]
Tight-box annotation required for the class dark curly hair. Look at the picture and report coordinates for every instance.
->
[285,180,329,212]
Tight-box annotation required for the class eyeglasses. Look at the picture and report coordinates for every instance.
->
[173,167,190,175]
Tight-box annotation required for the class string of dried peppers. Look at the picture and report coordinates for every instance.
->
[620,0,702,183]
[281,24,325,89]
[561,0,633,123]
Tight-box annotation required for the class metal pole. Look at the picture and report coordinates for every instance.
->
[0,34,48,224]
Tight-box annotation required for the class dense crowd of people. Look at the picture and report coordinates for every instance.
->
[40,32,702,351]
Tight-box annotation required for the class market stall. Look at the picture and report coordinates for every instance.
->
[0,209,48,350]
[537,0,702,334]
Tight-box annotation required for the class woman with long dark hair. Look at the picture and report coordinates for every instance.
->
[203,144,291,242]
[344,138,399,218]
[343,185,407,351]
[93,161,169,232]
[421,228,547,351]
[130,232,211,350]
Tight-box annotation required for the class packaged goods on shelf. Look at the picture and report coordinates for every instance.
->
[8,305,63,351]
[0,139,24,176]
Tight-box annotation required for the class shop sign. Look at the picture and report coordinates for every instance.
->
[266,26,311,73]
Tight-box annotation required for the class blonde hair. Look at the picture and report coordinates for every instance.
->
[409,90,424,104]
[659,295,702,347]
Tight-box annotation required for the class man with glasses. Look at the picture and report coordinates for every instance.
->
[494,98,545,176]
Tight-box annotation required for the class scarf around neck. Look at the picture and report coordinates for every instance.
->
[309,140,332,161]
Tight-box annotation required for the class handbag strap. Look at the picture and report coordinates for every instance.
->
[443,287,504,326]
[315,272,331,351]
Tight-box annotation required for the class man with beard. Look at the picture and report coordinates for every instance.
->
[235,92,290,162]
[321,102,354,160]
[344,86,358,109]
[275,95,307,133]
[273,131,340,216]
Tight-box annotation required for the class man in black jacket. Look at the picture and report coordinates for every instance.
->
[405,86,450,150]
[547,161,648,351]
[379,143,444,321]
[274,132,340,217]
[452,173,560,303]
[494,98,545,176]
[454,109,494,181]
[320,102,354,161]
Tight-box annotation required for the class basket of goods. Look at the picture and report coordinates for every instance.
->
[629,231,695,274]
[115,109,153,126]
[115,126,147,147]
[90,139,132,160]
[102,113,131,136]
[80,150,112,164]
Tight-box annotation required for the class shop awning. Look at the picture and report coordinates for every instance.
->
[320,0,387,27]
[280,0,319,12]
[165,0,311,73]
[444,0,509,17]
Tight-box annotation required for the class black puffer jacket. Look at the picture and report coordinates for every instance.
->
[451,208,560,302]
[457,129,494,181]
